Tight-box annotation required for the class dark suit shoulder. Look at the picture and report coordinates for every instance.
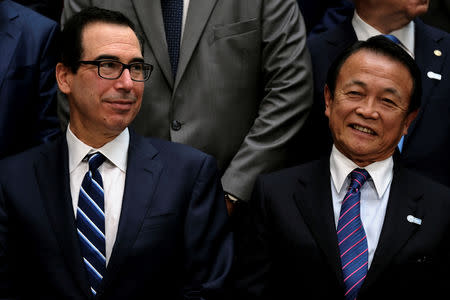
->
[415,18,450,42]
[399,165,450,196]
[132,134,219,172]
[0,137,59,185]
[4,0,58,28]
[258,159,326,188]
[148,136,213,160]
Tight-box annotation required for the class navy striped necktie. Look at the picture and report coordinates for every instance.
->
[161,0,183,78]
[76,152,106,296]
[337,168,370,300]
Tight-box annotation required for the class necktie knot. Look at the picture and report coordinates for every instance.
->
[383,34,401,45]
[87,152,106,172]
[349,168,370,192]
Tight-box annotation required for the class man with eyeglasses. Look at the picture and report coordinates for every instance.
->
[60,0,314,217]
[0,7,233,299]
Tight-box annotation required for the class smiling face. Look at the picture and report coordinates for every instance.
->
[56,22,144,147]
[325,49,418,166]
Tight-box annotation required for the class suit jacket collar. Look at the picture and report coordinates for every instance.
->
[131,0,218,90]
[403,19,448,147]
[35,136,92,298]
[293,158,345,286]
[99,130,163,293]
[320,18,357,51]
[131,0,173,87]
[0,0,21,91]
[293,157,425,293]
[360,161,424,295]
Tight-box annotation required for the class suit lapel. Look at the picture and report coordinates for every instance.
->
[0,1,21,92]
[293,159,344,285]
[101,131,163,290]
[361,164,423,293]
[131,0,174,87]
[35,136,91,298]
[175,0,219,90]
[323,20,357,57]
[403,19,447,145]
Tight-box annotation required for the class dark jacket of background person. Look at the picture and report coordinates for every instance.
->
[0,0,60,158]
[13,0,63,23]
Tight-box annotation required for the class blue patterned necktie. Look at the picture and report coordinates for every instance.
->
[337,168,370,300]
[161,0,183,78]
[76,152,106,296]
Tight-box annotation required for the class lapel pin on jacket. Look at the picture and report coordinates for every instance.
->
[407,215,422,225]
[427,71,442,81]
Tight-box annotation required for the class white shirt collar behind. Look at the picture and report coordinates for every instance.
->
[352,11,415,58]
[329,145,393,199]
[66,125,129,173]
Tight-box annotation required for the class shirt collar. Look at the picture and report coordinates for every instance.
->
[352,11,415,58]
[66,125,129,172]
[330,145,394,199]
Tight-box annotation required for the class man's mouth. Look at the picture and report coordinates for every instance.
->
[351,124,376,135]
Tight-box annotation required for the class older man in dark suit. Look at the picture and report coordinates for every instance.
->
[0,7,232,299]
[233,36,450,299]
[294,0,450,189]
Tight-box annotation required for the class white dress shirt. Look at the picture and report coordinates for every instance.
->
[181,0,190,42]
[352,11,415,58]
[67,126,129,264]
[330,145,393,268]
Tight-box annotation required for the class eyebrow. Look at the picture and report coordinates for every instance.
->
[93,55,145,63]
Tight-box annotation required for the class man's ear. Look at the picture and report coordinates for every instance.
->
[55,62,72,94]
[402,108,419,136]
[324,84,333,118]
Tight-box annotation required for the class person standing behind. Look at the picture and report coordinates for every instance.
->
[59,0,314,213]
[0,7,232,299]
[13,0,64,22]
[0,0,60,158]
[295,0,450,189]
[233,36,450,299]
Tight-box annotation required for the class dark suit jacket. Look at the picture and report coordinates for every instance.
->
[12,0,64,22]
[233,158,450,299]
[0,0,60,159]
[293,17,450,188]
[60,0,313,201]
[0,130,233,299]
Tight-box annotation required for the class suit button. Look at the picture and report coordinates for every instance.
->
[171,120,182,131]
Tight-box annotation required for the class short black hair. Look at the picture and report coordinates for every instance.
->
[325,35,422,113]
[60,6,143,73]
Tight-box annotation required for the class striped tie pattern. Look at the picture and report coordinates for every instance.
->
[76,152,106,296]
[337,168,370,300]
[161,0,183,78]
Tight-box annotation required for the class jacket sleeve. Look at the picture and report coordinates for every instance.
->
[183,155,234,300]
[221,0,313,201]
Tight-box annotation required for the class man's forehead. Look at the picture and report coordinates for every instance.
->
[81,22,141,58]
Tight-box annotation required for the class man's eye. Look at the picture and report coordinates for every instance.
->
[382,98,395,105]
[347,91,362,96]
[101,62,118,69]
[131,64,143,71]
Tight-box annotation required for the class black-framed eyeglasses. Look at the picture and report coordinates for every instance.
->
[79,60,153,82]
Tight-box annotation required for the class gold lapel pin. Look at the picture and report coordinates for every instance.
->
[434,49,442,57]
